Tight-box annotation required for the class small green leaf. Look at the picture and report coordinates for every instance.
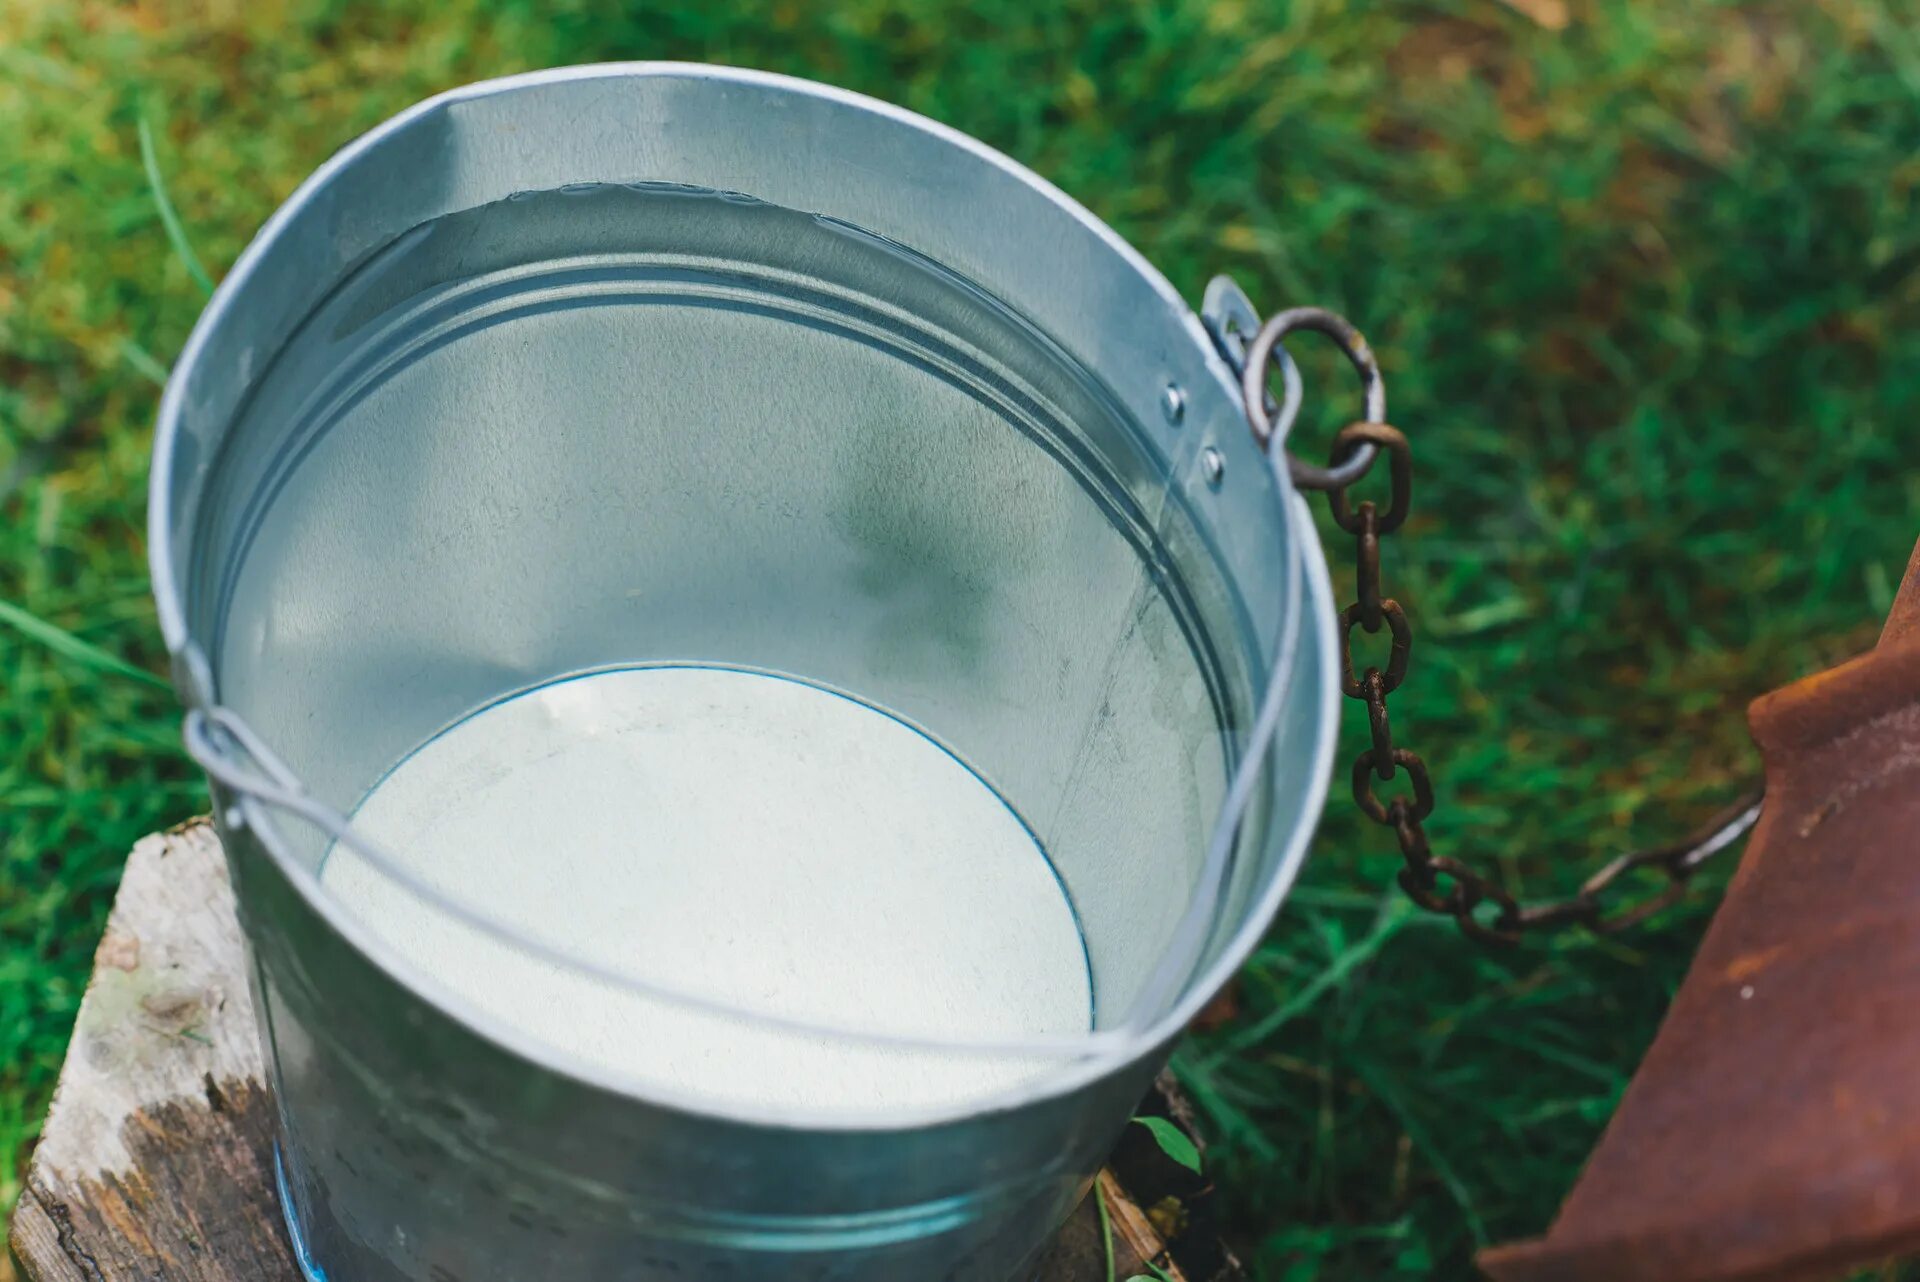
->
[1132,1115,1202,1174]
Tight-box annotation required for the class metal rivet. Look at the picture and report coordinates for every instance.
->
[1160,383,1186,426]
[1201,446,1225,489]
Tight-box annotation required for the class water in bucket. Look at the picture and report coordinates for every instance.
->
[321,664,1093,1112]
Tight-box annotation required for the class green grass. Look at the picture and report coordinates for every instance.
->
[4,0,1918,1277]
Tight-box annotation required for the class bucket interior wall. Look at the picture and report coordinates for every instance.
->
[194,182,1267,1028]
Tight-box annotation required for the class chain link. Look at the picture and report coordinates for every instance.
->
[1241,310,1765,946]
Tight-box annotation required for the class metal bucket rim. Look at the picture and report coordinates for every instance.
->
[150,62,1342,1128]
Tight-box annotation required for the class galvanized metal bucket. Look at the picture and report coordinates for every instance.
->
[149,64,1339,1282]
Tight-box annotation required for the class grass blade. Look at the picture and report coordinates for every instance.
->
[0,599,170,689]
[1352,1056,1487,1245]
[1210,906,1414,1060]
[1097,1179,1116,1282]
[137,116,214,296]
[1170,1050,1279,1162]
[120,337,171,388]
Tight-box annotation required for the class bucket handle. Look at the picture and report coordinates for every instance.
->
[184,455,1309,1059]
[185,701,1162,1059]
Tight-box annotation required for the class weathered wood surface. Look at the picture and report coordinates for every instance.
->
[8,822,293,1282]
[9,822,1244,1281]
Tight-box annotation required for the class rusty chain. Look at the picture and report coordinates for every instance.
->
[1238,306,1765,946]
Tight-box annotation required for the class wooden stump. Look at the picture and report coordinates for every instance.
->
[9,822,1245,1281]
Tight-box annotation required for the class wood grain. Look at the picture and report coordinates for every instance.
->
[9,823,1241,1281]
[9,823,297,1282]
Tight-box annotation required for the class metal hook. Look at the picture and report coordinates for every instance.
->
[186,706,302,792]
[1241,306,1386,491]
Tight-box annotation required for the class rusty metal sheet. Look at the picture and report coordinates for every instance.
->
[1481,537,1920,1282]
